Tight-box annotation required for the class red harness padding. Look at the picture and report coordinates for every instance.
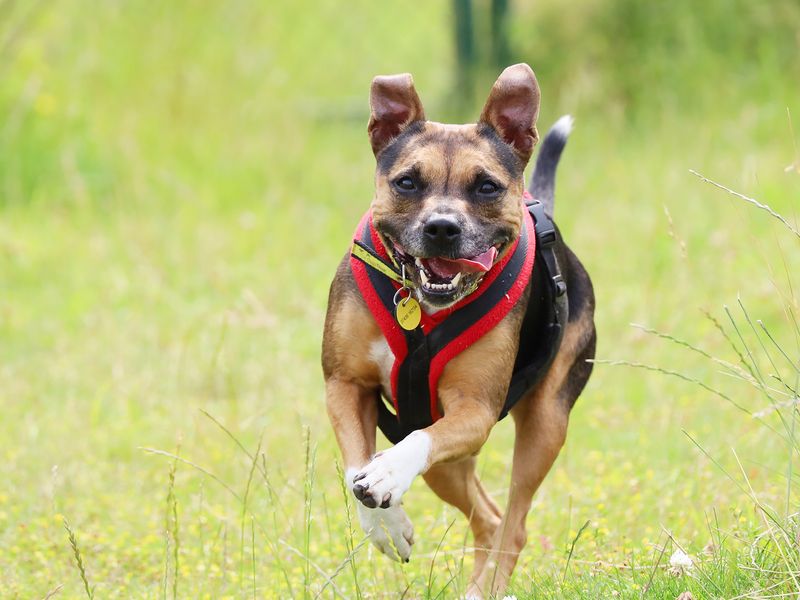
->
[350,201,536,444]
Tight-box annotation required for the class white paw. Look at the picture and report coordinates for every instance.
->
[352,431,431,508]
[357,502,414,562]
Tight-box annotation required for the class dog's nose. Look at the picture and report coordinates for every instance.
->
[423,216,462,244]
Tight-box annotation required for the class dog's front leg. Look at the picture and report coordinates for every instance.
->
[325,378,415,561]
[331,308,515,561]
[352,325,512,512]
[325,378,377,471]
[351,398,496,508]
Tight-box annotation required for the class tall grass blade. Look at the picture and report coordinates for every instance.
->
[690,170,800,240]
[702,308,756,381]
[251,517,257,600]
[588,358,750,414]
[335,461,363,599]
[313,535,371,600]
[631,322,753,380]
[164,451,180,600]
[63,518,94,600]
[279,539,344,598]
[40,584,64,600]
[427,518,457,594]
[303,427,317,599]
[264,453,296,598]
[563,519,590,582]
[241,433,263,591]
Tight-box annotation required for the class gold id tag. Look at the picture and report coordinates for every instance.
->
[395,296,421,330]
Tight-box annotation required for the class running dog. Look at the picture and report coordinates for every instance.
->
[321,63,596,597]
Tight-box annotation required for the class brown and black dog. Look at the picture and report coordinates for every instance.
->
[322,63,596,597]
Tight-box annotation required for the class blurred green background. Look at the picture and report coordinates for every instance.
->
[1,1,799,598]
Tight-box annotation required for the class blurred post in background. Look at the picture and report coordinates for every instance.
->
[490,0,511,70]
[452,0,513,111]
[453,0,476,106]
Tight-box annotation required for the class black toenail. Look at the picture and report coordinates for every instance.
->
[380,497,391,509]
[353,484,366,499]
[362,495,377,508]
[353,472,366,482]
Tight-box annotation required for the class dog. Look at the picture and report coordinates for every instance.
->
[321,63,596,598]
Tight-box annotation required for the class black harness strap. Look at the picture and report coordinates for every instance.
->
[360,202,567,444]
[357,226,436,440]
[501,199,568,419]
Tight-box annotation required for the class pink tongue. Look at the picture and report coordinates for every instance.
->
[425,247,497,278]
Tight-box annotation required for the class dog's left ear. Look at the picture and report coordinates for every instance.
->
[479,63,540,163]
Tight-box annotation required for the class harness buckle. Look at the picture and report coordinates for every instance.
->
[552,273,567,297]
[538,227,557,247]
[526,200,557,247]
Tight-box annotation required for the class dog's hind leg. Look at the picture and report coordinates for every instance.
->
[469,312,596,598]
[422,456,502,577]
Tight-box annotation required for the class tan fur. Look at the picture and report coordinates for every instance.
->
[323,293,383,388]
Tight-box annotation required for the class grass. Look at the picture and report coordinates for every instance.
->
[1,0,799,597]
[63,517,94,599]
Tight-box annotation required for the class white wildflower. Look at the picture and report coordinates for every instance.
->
[668,548,694,576]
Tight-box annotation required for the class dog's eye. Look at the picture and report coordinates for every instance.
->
[394,176,417,192]
[477,180,501,196]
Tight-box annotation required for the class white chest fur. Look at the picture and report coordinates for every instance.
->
[368,338,394,399]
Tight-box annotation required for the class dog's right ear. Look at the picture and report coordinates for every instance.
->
[368,74,425,156]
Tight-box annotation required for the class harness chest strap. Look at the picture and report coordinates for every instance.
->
[349,204,537,443]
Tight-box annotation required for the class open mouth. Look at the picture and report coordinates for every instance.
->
[391,242,499,303]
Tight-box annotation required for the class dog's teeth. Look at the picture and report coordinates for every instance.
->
[451,273,461,286]
[415,258,423,269]
[420,278,461,293]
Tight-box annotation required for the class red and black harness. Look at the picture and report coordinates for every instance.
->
[350,194,568,444]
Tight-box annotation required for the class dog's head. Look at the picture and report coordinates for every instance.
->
[368,64,540,310]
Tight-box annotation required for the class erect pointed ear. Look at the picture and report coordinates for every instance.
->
[368,73,426,156]
[479,63,540,162]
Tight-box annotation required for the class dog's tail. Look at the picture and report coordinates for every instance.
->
[529,114,573,217]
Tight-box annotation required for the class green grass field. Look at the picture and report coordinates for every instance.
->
[2,1,800,598]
